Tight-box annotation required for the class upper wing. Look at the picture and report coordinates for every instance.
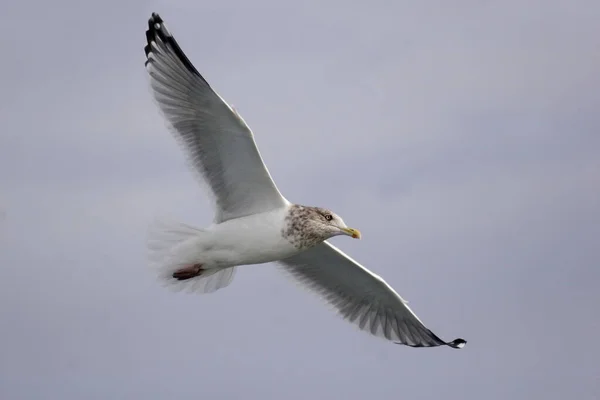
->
[144,13,288,222]
[277,242,466,349]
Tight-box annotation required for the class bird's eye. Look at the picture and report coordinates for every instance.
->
[324,214,333,221]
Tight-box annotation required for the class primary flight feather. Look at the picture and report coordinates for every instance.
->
[144,12,466,349]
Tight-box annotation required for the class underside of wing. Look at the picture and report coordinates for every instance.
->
[277,242,466,349]
[144,13,288,222]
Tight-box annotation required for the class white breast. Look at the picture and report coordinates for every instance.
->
[204,206,299,267]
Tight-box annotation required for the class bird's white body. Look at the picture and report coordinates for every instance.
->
[197,206,299,268]
[147,206,302,294]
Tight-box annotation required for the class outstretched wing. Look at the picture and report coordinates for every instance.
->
[278,242,466,348]
[144,13,288,222]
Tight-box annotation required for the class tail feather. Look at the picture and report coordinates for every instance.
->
[146,217,236,294]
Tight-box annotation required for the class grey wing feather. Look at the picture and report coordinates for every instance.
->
[277,242,466,349]
[144,13,288,222]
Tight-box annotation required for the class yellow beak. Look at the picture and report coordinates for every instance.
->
[342,227,361,239]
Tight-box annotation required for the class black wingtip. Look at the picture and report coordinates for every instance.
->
[144,12,164,58]
[399,335,467,349]
[447,338,467,349]
[143,12,209,85]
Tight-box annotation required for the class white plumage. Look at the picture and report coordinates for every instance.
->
[144,13,466,349]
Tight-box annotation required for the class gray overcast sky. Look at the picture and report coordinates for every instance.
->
[1,0,599,399]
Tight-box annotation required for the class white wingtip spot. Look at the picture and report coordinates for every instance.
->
[450,338,467,349]
[154,22,161,30]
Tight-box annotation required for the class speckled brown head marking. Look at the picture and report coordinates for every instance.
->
[281,204,338,250]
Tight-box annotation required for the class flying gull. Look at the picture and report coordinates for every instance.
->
[143,12,466,349]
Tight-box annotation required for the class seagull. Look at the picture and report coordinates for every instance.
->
[143,12,466,349]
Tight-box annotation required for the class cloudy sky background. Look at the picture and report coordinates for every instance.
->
[1,0,599,398]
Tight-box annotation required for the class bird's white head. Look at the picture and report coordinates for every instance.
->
[282,205,361,250]
[315,208,361,240]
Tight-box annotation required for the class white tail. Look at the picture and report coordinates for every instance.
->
[146,217,237,294]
